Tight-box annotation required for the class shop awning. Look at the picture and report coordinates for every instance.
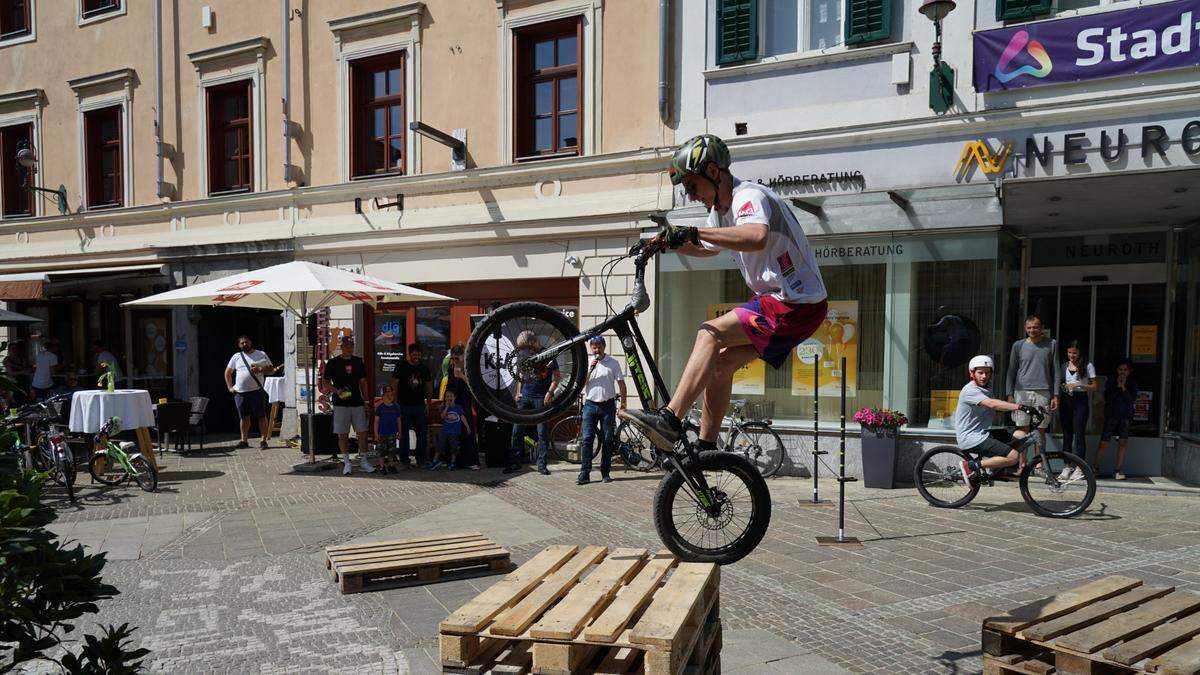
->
[0,264,166,300]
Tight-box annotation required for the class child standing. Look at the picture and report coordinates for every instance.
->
[429,389,470,470]
[374,386,403,474]
[1095,359,1138,480]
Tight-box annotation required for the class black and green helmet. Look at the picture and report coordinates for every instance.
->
[668,134,731,186]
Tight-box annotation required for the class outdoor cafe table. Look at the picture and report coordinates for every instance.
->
[264,377,287,439]
[69,389,159,470]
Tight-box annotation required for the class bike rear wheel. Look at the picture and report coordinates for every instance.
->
[89,451,126,486]
[914,446,980,508]
[616,419,658,472]
[1020,451,1094,518]
[465,302,586,425]
[653,450,771,564]
[550,414,583,464]
[129,455,158,493]
[728,422,785,478]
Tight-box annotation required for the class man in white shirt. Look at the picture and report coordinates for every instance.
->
[224,335,274,449]
[31,337,60,400]
[577,336,627,485]
[92,341,122,384]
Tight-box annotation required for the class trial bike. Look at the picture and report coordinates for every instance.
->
[466,218,772,565]
[913,408,1096,517]
[3,395,77,502]
[88,416,158,492]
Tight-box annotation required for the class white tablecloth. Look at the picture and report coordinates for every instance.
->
[264,377,288,404]
[69,390,156,433]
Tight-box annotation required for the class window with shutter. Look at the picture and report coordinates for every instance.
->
[995,0,1052,21]
[717,0,757,65]
[845,0,891,45]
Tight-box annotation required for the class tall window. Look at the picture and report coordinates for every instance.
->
[84,106,122,209]
[514,17,581,160]
[350,52,405,178]
[1,0,30,40]
[0,123,33,217]
[80,0,119,20]
[206,81,253,195]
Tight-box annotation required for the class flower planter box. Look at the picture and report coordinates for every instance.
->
[860,426,899,489]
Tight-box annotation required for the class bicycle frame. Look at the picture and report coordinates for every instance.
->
[95,434,143,478]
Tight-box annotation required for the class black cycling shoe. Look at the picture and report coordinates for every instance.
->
[618,408,681,451]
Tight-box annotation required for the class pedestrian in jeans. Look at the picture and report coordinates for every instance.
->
[1059,340,1097,480]
[322,334,374,475]
[577,336,627,485]
[440,345,480,470]
[1006,315,1060,466]
[391,342,432,468]
[506,330,560,475]
[1095,359,1138,480]
[374,386,403,474]
[429,389,470,470]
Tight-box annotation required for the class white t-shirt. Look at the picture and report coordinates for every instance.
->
[954,382,995,450]
[32,351,58,389]
[1062,361,1096,393]
[700,179,827,304]
[583,354,624,403]
[226,349,272,392]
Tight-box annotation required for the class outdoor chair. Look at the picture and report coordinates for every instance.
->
[154,402,192,454]
[187,396,209,451]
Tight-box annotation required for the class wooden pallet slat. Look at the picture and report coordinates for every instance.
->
[1105,611,1200,666]
[1020,586,1174,642]
[441,544,580,636]
[326,531,483,554]
[1055,592,1200,654]
[325,532,510,595]
[584,552,678,644]
[491,545,608,638]
[984,575,1144,636]
[327,538,497,568]
[1146,634,1200,674]
[630,563,719,647]
[530,548,648,641]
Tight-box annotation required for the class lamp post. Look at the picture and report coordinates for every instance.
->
[14,141,69,215]
[919,0,957,115]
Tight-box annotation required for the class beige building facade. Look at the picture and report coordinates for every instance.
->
[0,0,673,432]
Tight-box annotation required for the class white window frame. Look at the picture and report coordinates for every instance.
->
[758,0,846,59]
[70,68,134,211]
[0,0,37,49]
[188,38,268,198]
[497,0,602,163]
[329,4,424,182]
[77,0,124,27]
[0,89,43,219]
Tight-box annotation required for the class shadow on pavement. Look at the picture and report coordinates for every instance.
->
[968,501,1121,521]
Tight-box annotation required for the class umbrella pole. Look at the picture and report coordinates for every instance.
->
[304,297,316,464]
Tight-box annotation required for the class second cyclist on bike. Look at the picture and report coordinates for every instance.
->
[956,355,1039,484]
[622,134,828,453]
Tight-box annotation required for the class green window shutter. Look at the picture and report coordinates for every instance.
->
[716,0,757,65]
[995,0,1052,22]
[844,0,892,45]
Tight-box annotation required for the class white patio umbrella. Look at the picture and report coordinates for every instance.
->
[125,261,454,465]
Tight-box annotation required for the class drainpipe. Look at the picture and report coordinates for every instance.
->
[282,0,293,185]
[155,0,165,198]
[658,0,670,125]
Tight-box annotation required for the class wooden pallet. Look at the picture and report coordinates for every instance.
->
[982,575,1200,674]
[439,545,721,675]
[325,532,511,594]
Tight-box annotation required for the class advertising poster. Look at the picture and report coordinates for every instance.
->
[929,390,960,425]
[373,313,406,392]
[707,303,765,395]
[1134,390,1153,422]
[136,317,170,377]
[791,300,858,397]
[1131,325,1158,363]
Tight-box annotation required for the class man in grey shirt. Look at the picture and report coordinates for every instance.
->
[955,355,1032,481]
[1006,315,1059,451]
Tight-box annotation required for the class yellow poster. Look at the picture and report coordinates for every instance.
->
[930,390,960,422]
[791,300,858,398]
[1131,325,1157,363]
[707,303,765,395]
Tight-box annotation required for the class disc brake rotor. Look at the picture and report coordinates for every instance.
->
[693,489,734,530]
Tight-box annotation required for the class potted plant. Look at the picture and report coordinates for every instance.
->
[853,407,909,489]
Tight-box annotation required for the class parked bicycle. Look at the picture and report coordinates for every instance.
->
[88,416,158,493]
[913,408,1095,517]
[552,395,659,471]
[3,395,77,502]
[466,220,771,565]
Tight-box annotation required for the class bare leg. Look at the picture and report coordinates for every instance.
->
[699,345,760,442]
[240,417,252,443]
[257,416,270,444]
[338,433,350,459]
[1115,438,1129,474]
[666,311,751,419]
[357,431,372,468]
[981,448,1020,471]
[1094,440,1109,471]
[1017,425,1030,469]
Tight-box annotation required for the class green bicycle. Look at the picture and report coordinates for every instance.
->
[88,416,158,492]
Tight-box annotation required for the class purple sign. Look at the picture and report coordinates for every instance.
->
[974,0,1200,92]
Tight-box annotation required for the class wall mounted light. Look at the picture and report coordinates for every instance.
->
[919,0,956,114]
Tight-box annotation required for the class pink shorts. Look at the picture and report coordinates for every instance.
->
[733,296,828,369]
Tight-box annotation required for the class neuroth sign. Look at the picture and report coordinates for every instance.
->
[974,0,1200,92]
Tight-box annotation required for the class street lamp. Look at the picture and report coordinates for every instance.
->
[13,141,69,215]
[919,0,956,115]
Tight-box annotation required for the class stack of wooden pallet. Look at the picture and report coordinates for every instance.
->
[325,532,511,595]
[439,545,721,674]
[982,575,1200,674]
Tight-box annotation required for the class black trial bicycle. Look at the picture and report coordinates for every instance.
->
[465,219,771,565]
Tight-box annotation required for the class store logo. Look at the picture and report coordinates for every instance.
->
[955,140,1013,180]
[994,30,1053,83]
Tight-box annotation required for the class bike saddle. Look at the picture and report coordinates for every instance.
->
[729,399,747,407]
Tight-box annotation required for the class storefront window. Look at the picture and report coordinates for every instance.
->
[415,306,450,387]
[1170,228,1200,435]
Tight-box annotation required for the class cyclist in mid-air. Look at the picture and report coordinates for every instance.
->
[621,134,828,451]
[955,355,1037,481]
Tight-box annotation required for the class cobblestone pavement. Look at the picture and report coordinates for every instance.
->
[38,439,1200,674]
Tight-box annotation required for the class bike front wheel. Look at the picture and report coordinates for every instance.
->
[89,451,126,486]
[653,451,771,565]
[129,455,158,493]
[616,419,659,472]
[728,422,785,478]
[465,302,586,425]
[914,446,980,508]
[1020,451,1094,518]
[550,414,583,464]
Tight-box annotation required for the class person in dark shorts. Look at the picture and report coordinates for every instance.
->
[1095,359,1138,480]
[223,335,274,449]
[954,355,1036,482]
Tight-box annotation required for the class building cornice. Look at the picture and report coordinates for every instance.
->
[0,88,43,109]
[67,68,136,96]
[187,37,271,71]
[328,3,424,35]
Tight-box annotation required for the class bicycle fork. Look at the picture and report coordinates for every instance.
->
[663,449,720,516]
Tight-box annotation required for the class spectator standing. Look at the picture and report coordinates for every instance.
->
[507,331,560,475]
[224,335,274,449]
[373,386,403,474]
[323,334,374,475]
[1095,359,1138,480]
[391,342,432,468]
[1006,315,1060,459]
[440,345,480,470]
[577,336,627,485]
[30,337,60,399]
[1059,341,1097,476]
[4,351,31,405]
[53,372,85,398]
[92,341,122,383]
[430,389,470,470]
